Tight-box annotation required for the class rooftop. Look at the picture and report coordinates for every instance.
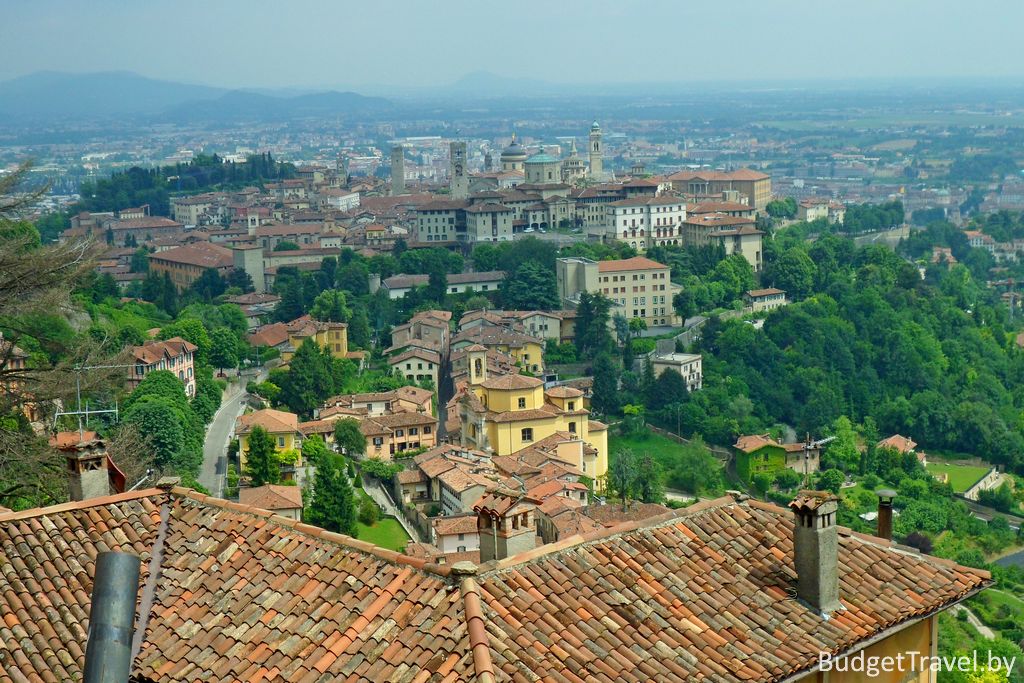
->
[0,489,990,682]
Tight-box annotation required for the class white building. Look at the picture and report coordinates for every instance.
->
[604,196,687,251]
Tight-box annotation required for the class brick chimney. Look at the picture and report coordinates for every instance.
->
[788,490,842,614]
[876,489,896,541]
[58,435,110,501]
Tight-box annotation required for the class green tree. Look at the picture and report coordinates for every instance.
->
[159,318,211,366]
[307,455,358,536]
[245,425,280,486]
[273,240,301,252]
[635,452,664,503]
[499,261,558,310]
[646,369,689,411]
[591,352,620,415]
[347,307,371,349]
[816,468,845,494]
[301,434,329,467]
[765,248,816,301]
[208,327,239,374]
[278,339,334,417]
[190,268,227,301]
[609,448,638,508]
[358,497,379,525]
[425,269,448,304]
[334,417,366,458]
[310,289,351,322]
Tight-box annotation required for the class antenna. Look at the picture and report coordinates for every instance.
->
[803,434,836,488]
[52,363,136,439]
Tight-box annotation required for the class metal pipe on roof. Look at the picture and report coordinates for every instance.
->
[83,551,141,683]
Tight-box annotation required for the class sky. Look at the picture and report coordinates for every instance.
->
[2,0,1024,90]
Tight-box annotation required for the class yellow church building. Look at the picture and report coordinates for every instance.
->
[457,346,608,484]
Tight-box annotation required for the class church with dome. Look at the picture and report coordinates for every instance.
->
[494,121,605,188]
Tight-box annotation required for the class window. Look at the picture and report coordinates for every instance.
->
[277,436,285,448]
[458,533,465,541]
[424,426,432,434]
[568,422,577,434]
[373,437,384,446]
[396,429,404,437]
[518,397,526,409]
[410,427,418,435]
[521,428,533,442]
[568,401,575,410]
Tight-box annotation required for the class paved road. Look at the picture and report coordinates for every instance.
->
[198,380,249,498]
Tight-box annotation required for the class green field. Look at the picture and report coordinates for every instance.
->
[609,431,686,467]
[352,485,411,552]
[925,462,990,493]
[356,517,410,552]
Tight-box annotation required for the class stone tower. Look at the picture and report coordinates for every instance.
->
[484,151,493,171]
[232,244,266,294]
[61,437,110,502]
[390,146,406,196]
[466,344,488,385]
[589,120,603,180]
[789,490,842,614]
[449,141,469,199]
[475,490,538,562]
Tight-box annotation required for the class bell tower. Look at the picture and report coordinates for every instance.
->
[449,141,469,199]
[588,120,603,180]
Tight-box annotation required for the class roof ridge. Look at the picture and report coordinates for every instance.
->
[478,494,739,575]
[746,497,993,581]
[170,487,454,577]
[0,487,167,522]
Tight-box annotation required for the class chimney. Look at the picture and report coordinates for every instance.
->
[876,489,896,541]
[59,435,110,502]
[788,490,842,614]
[475,489,536,562]
[83,551,141,683]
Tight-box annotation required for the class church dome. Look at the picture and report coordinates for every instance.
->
[591,120,601,131]
[501,135,528,161]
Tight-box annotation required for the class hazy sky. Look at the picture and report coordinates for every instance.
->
[2,0,1023,89]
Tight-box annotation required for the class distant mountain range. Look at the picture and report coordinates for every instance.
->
[0,71,392,122]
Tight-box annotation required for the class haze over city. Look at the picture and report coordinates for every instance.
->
[3,3,1024,682]
[3,0,1024,90]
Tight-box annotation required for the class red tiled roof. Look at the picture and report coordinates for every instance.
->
[0,490,991,682]
[597,256,668,272]
[238,483,303,510]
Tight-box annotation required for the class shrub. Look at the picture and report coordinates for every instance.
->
[358,498,379,526]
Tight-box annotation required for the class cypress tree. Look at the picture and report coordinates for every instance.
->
[307,455,358,537]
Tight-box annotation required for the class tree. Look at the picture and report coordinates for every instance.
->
[244,426,280,486]
[310,289,351,322]
[273,240,301,252]
[609,448,638,508]
[425,269,448,304]
[575,292,613,357]
[646,369,689,411]
[277,339,334,418]
[334,418,366,458]
[273,276,306,321]
[358,497,379,525]
[190,268,227,301]
[306,455,358,536]
[301,434,329,467]
[816,468,844,494]
[499,261,558,310]
[635,452,664,503]
[347,308,371,349]
[208,327,239,374]
[227,268,254,293]
[590,352,620,415]
[159,318,211,366]
[673,289,697,321]
[122,396,186,472]
[765,248,816,301]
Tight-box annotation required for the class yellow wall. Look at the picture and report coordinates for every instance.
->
[796,617,934,683]
[477,385,544,413]
[282,326,349,363]
[238,430,299,471]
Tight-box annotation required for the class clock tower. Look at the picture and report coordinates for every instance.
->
[589,120,604,180]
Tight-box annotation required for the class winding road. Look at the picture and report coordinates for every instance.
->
[198,378,250,498]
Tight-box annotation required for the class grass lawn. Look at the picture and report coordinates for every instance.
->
[356,518,410,552]
[925,463,990,493]
[609,431,686,468]
[351,485,411,552]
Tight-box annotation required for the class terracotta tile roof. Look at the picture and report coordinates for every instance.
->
[582,500,671,527]
[432,513,479,537]
[130,336,197,365]
[235,408,299,435]
[148,242,233,269]
[746,287,786,297]
[544,385,583,399]
[479,374,543,390]
[239,484,303,511]
[734,433,780,453]
[247,322,290,348]
[389,347,441,365]
[0,490,991,682]
[596,256,668,272]
[878,434,917,453]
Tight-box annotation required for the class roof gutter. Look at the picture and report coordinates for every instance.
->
[775,582,992,683]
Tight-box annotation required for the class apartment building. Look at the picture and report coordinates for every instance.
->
[557,256,681,328]
[604,196,687,251]
[127,337,198,396]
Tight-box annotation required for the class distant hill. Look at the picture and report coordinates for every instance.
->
[0,71,392,123]
[160,89,394,123]
[0,71,225,120]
